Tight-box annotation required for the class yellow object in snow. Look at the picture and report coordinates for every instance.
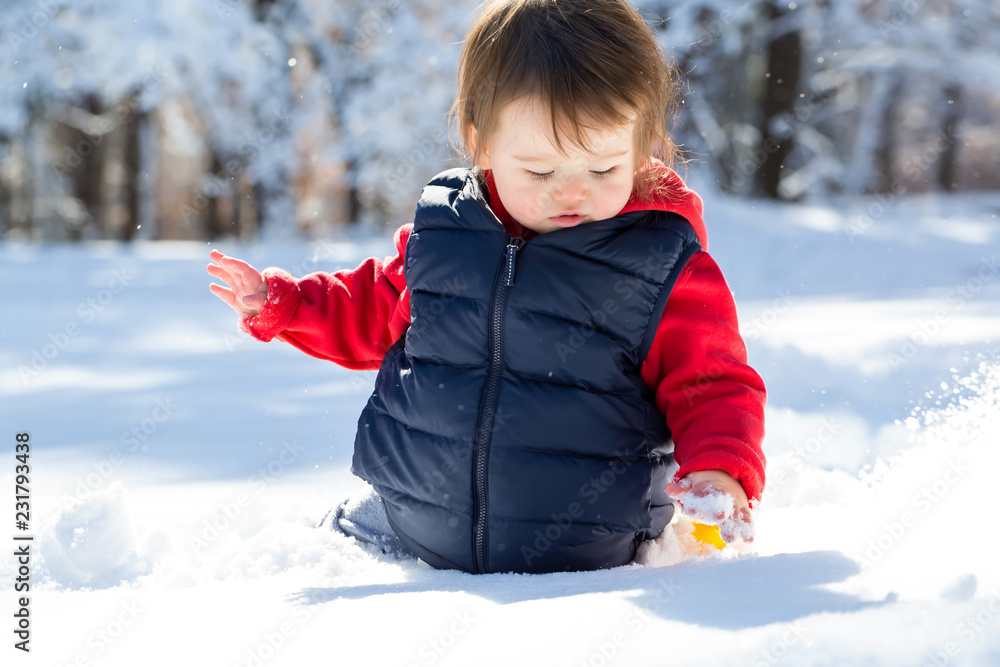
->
[690,521,726,549]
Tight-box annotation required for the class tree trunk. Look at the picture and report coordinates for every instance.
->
[755,1,801,199]
[0,143,8,239]
[231,174,242,239]
[135,106,158,241]
[206,152,223,241]
[844,74,894,196]
[253,0,279,21]
[938,83,962,192]
[71,93,105,240]
[347,157,362,224]
[871,74,905,194]
[120,107,144,241]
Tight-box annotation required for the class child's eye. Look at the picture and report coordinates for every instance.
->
[527,167,617,181]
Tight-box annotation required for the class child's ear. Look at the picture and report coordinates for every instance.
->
[469,126,491,170]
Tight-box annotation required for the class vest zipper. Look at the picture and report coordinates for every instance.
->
[472,235,522,573]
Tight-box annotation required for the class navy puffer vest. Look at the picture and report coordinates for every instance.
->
[352,168,701,574]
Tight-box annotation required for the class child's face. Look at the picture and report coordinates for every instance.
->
[472,97,638,235]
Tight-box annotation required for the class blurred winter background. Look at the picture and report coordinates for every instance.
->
[3,1,1000,666]
[2,0,997,241]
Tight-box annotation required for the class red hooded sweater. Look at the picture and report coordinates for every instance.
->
[240,163,767,502]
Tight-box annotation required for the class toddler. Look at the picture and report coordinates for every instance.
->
[207,0,765,574]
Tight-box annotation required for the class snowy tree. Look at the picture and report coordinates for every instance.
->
[0,0,302,240]
[1,0,998,239]
[641,0,1000,201]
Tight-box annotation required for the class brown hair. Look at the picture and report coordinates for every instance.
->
[449,0,685,201]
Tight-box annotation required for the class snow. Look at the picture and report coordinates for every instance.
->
[666,485,753,544]
[3,188,1000,666]
[671,486,735,520]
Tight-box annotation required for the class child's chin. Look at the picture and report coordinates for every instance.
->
[515,219,550,234]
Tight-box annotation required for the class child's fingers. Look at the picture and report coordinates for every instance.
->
[208,250,234,276]
[209,250,261,284]
[690,483,729,520]
[664,480,690,497]
[717,509,755,544]
[664,482,684,497]
[716,517,744,544]
[738,508,755,543]
[208,282,236,309]
[206,262,234,286]
[719,521,737,544]
[228,269,247,298]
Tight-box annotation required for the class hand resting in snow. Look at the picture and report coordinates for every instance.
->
[206,249,269,317]
[665,469,754,544]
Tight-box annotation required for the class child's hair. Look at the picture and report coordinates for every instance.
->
[449,0,685,202]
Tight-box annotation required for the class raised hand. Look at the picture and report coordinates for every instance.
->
[665,469,754,544]
[206,249,268,317]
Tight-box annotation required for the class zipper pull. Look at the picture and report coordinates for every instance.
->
[504,238,523,286]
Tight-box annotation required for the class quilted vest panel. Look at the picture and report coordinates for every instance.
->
[352,168,701,573]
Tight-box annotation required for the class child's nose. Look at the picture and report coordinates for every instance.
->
[552,175,587,202]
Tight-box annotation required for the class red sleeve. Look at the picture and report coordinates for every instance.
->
[639,251,767,502]
[240,224,413,370]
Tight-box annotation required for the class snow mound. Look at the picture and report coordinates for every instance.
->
[29,479,416,591]
[36,481,155,589]
[805,359,999,601]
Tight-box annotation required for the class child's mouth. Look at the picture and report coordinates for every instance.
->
[549,213,586,227]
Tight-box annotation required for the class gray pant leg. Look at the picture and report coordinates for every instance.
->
[323,482,414,557]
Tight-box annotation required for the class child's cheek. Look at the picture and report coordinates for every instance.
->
[516,182,545,219]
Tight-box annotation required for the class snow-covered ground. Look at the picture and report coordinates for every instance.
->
[2,188,1000,666]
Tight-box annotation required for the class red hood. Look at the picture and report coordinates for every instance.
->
[483,158,708,250]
